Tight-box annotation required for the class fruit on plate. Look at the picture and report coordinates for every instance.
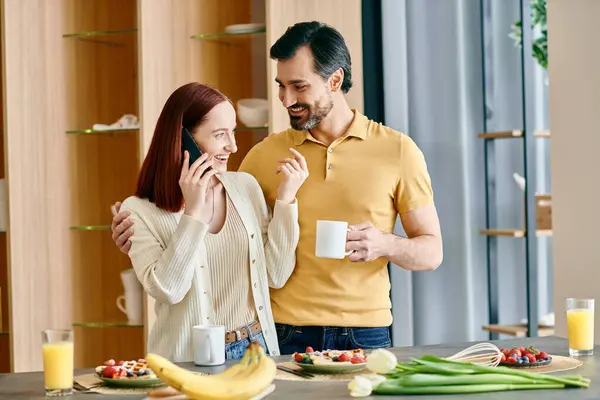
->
[292,346,367,365]
[95,358,156,379]
[498,345,552,367]
[145,341,276,400]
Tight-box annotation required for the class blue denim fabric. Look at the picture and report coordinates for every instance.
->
[225,324,268,360]
[275,324,391,355]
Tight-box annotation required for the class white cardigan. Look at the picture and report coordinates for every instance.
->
[120,172,299,361]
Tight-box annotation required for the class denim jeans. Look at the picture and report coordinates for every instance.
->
[224,327,267,360]
[275,324,392,355]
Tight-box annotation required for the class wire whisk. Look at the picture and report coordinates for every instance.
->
[445,342,503,367]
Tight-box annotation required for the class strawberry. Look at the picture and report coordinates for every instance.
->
[350,355,364,364]
[294,353,303,363]
[518,346,526,354]
[305,346,314,353]
[117,360,125,366]
[511,349,522,357]
[102,366,117,378]
[526,354,536,363]
[500,353,507,362]
[500,347,508,354]
[104,359,116,367]
[537,351,548,360]
[506,357,517,364]
[337,353,350,362]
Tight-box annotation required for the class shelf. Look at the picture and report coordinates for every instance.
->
[534,130,551,138]
[70,225,111,231]
[191,29,266,44]
[482,324,554,337]
[73,322,143,328]
[477,130,551,139]
[480,229,553,237]
[62,29,137,46]
[477,130,523,139]
[66,128,138,136]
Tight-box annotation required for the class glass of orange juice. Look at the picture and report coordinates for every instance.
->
[42,329,74,396]
[566,298,595,356]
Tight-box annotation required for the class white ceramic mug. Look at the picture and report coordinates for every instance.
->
[120,268,142,293]
[193,325,226,366]
[116,290,143,325]
[315,220,354,259]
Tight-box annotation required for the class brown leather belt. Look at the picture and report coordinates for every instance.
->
[224,321,262,344]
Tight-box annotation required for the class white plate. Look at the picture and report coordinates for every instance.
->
[225,23,265,34]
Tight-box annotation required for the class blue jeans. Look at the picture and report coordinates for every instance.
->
[275,324,392,355]
[225,328,267,360]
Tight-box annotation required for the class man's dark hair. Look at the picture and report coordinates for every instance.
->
[270,21,353,93]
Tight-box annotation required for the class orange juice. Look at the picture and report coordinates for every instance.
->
[42,341,74,389]
[567,308,594,351]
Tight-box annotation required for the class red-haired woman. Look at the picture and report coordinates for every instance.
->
[117,82,308,362]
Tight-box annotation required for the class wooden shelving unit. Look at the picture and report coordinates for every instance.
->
[63,0,143,368]
[0,0,364,372]
[479,2,552,340]
[480,229,553,238]
[482,324,554,338]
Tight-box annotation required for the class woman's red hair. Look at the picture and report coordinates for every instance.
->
[136,82,229,212]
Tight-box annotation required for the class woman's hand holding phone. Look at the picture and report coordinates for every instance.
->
[180,151,218,223]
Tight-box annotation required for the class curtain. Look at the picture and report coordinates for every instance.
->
[382,0,552,346]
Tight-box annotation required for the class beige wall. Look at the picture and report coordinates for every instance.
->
[548,0,600,340]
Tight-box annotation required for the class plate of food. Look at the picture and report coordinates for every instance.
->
[498,345,552,368]
[95,358,164,387]
[291,346,367,374]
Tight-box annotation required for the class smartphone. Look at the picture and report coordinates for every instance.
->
[182,127,203,166]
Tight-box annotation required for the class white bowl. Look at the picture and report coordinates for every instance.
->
[237,98,269,127]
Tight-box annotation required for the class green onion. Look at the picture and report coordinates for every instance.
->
[415,356,588,388]
[375,382,565,395]
[368,354,590,395]
[396,373,547,386]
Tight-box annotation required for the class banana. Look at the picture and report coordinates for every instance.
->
[145,342,276,400]
[180,343,277,400]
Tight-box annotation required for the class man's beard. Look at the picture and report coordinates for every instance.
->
[288,96,333,131]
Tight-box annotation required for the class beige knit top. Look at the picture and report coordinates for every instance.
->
[120,172,299,361]
[205,194,257,331]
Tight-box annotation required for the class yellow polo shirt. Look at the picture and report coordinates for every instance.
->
[238,110,434,327]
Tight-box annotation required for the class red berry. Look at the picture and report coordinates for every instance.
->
[537,351,548,360]
[511,349,522,357]
[305,346,314,353]
[104,359,116,367]
[526,354,536,363]
[518,346,526,353]
[506,357,517,364]
[338,353,350,362]
[116,360,125,366]
[500,347,508,353]
[350,355,364,364]
[102,366,117,378]
[500,353,507,362]
[294,353,303,363]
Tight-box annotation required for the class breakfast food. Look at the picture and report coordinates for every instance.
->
[95,358,157,379]
[145,342,276,400]
[498,345,552,368]
[292,346,367,365]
